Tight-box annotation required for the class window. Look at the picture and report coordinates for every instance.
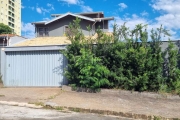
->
[44,28,49,36]
[38,28,44,37]
[38,28,49,37]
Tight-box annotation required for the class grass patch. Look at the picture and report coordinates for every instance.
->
[0,95,5,97]
[48,95,56,99]
[55,106,64,111]
[71,108,80,112]
[153,117,160,120]
[28,101,44,106]
[47,91,62,100]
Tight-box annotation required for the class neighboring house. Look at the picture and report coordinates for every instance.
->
[32,12,114,37]
[0,34,27,47]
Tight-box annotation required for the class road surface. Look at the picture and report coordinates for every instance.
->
[0,105,132,120]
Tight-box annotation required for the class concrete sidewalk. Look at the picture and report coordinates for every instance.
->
[44,87,180,119]
[0,86,180,119]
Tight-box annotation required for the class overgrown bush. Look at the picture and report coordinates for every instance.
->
[165,41,180,94]
[75,48,110,90]
[62,18,180,94]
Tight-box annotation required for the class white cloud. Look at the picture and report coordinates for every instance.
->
[21,5,25,9]
[58,0,80,4]
[47,3,52,7]
[151,0,180,30]
[36,6,54,14]
[47,3,55,10]
[110,15,148,31]
[141,11,149,16]
[29,6,35,10]
[151,0,180,14]
[150,0,180,39]
[118,3,127,11]
[36,7,42,14]
[58,0,93,12]
[109,0,180,40]
[43,17,51,21]
[109,14,175,40]
[80,5,93,12]
[21,22,35,39]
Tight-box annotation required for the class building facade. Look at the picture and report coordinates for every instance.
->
[32,12,114,37]
[0,0,21,35]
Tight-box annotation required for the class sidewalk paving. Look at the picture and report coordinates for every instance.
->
[0,86,180,119]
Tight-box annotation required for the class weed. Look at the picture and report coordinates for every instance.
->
[47,91,61,100]
[70,84,77,91]
[0,95,5,97]
[154,116,161,120]
[71,108,80,112]
[48,95,55,99]
[28,101,44,106]
[55,106,64,111]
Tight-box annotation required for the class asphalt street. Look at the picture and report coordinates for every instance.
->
[0,104,133,120]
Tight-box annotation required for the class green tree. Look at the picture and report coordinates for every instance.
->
[0,23,13,34]
[165,41,180,94]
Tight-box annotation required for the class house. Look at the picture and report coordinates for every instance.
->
[32,12,114,37]
[0,12,114,87]
[0,34,27,47]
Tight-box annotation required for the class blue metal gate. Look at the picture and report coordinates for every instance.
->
[5,50,67,87]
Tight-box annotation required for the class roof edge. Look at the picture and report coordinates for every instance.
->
[31,21,46,25]
[45,12,95,25]
[94,17,114,21]
[51,11,104,17]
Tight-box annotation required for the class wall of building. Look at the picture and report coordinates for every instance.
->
[35,16,109,37]
[0,0,21,35]
[95,20,109,32]
[0,0,9,25]
[9,36,26,46]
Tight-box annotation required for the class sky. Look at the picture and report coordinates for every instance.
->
[21,0,180,40]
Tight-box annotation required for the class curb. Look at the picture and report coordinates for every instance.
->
[0,101,43,109]
[44,103,179,120]
[0,100,179,120]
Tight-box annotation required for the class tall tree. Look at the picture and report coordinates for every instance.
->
[0,23,13,34]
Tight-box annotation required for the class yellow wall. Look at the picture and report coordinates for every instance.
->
[0,0,21,35]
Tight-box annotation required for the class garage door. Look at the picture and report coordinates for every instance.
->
[5,50,67,87]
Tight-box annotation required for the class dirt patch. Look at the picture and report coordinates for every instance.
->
[0,83,3,88]
[0,88,62,103]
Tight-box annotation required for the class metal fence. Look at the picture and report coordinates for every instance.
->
[1,45,68,87]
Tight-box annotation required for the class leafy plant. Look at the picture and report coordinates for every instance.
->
[75,48,110,90]
[63,18,180,95]
[165,41,180,94]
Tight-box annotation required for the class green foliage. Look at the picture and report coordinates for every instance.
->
[165,41,180,94]
[75,49,110,90]
[63,18,180,94]
[0,23,13,34]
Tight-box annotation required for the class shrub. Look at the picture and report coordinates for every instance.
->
[63,18,180,95]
